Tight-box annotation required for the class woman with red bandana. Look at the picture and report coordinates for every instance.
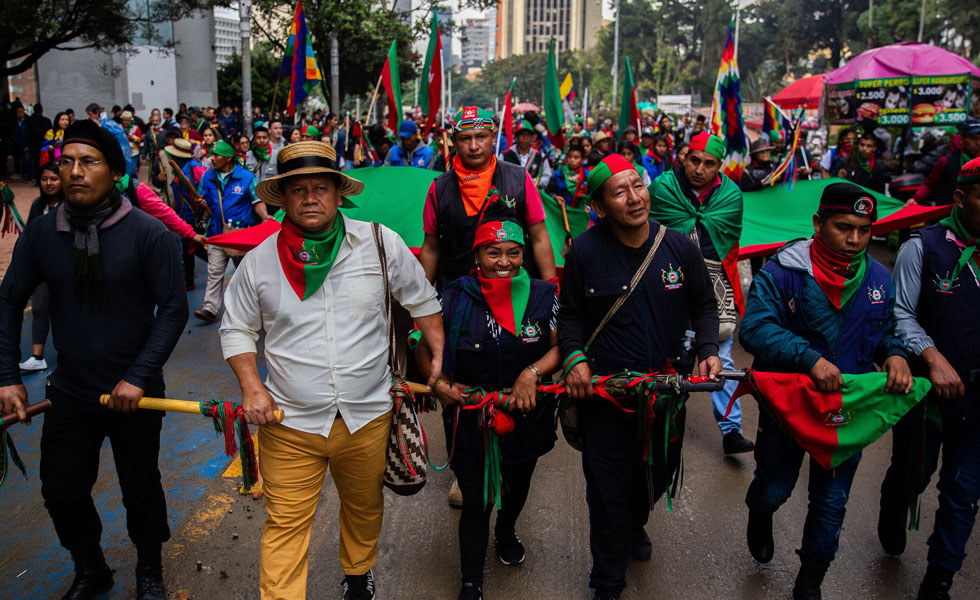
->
[416,220,560,600]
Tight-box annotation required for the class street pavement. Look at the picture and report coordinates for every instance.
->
[0,176,976,599]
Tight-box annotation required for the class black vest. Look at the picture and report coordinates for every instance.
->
[501,147,544,180]
[917,224,980,419]
[432,160,537,290]
[442,278,558,465]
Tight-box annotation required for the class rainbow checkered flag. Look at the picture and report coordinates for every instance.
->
[709,18,750,181]
[278,0,322,117]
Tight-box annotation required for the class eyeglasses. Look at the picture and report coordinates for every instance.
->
[58,157,106,170]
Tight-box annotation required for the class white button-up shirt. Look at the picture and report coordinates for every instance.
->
[219,215,441,436]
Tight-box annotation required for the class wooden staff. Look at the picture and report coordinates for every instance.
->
[98,395,284,423]
[365,71,384,126]
[0,400,52,427]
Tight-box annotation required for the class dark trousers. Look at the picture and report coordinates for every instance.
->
[879,403,943,517]
[181,237,206,288]
[927,418,980,572]
[745,409,861,562]
[453,458,537,585]
[581,397,685,593]
[40,386,171,556]
[30,282,50,347]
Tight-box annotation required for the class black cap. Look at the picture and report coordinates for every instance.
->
[818,182,878,222]
[62,119,127,174]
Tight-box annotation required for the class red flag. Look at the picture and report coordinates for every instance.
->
[420,11,442,137]
[502,78,515,148]
[380,41,403,132]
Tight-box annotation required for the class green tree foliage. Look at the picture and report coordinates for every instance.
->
[2,0,221,77]
[216,43,291,111]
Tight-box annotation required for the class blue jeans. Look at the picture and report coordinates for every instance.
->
[927,418,980,572]
[745,409,861,562]
[711,336,741,434]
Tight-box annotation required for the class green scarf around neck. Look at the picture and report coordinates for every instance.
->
[940,206,979,282]
[856,153,873,174]
[277,214,346,300]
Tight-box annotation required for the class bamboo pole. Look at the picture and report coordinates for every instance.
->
[98,395,284,423]
[366,71,384,126]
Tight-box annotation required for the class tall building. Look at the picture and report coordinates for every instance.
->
[437,6,458,70]
[214,5,242,65]
[496,0,602,58]
[461,18,493,71]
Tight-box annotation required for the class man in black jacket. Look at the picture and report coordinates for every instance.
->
[837,132,889,193]
[559,154,721,600]
[0,120,188,600]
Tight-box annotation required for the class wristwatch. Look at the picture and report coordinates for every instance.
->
[526,364,542,381]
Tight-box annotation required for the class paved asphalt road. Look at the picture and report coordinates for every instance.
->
[1,239,977,600]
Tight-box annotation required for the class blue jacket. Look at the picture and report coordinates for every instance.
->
[740,238,907,375]
[386,142,434,168]
[100,117,136,175]
[197,164,258,237]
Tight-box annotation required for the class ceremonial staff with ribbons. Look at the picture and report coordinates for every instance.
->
[0,120,189,600]
[557,154,722,600]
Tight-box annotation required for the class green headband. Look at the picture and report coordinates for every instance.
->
[212,140,236,158]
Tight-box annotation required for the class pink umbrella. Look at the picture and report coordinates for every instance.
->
[826,42,980,84]
[513,102,541,112]
[773,74,826,109]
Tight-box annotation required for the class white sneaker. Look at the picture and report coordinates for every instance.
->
[19,356,47,372]
[448,477,464,508]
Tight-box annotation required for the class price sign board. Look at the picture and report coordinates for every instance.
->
[853,77,911,125]
[909,75,971,126]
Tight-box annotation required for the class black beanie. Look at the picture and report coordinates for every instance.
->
[62,119,127,174]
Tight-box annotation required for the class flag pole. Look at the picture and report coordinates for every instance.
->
[271,74,282,117]
[366,71,384,127]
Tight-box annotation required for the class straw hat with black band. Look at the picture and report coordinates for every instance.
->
[165,138,194,159]
[256,141,361,207]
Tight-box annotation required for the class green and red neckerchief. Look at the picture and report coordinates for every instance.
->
[810,235,868,310]
[562,166,589,206]
[475,267,531,338]
[961,152,973,169]
[253,143,271,163]
[939,206,979,282]
[276,215,346,300]
[855,153,874,174]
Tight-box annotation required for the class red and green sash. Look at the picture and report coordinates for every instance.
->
[476,268,531,337]
[562,166,588,205]
[276,216,345,300]
[810,236,867,310]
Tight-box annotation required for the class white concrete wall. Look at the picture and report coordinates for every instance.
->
[37,45,126,115]
[126,46,178,112]
[174,10,219,107]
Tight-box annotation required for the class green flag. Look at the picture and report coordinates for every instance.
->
[543,39,565,149]
[618,56,640,142]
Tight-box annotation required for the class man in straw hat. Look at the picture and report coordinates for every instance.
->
[0,119,189,600]
[192,139,270,323]
[220,141,445,600]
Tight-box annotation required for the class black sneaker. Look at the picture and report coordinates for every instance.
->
[496,531,526,566]
[458,582,484,600]
[342,569,375,600]
[631,527,652,561]
[723,431,755,454]
[917,563,954,600]
[135,565,166,600]
[592,589,621,600]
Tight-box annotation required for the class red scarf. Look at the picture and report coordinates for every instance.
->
[809,236,867,309]
[475,269,531,338]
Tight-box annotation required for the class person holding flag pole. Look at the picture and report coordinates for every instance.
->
[739,182,914,600]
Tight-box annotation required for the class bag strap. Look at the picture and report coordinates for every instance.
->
[371,222,398,375]
[585,224,667,349]
[216,176,226,224]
